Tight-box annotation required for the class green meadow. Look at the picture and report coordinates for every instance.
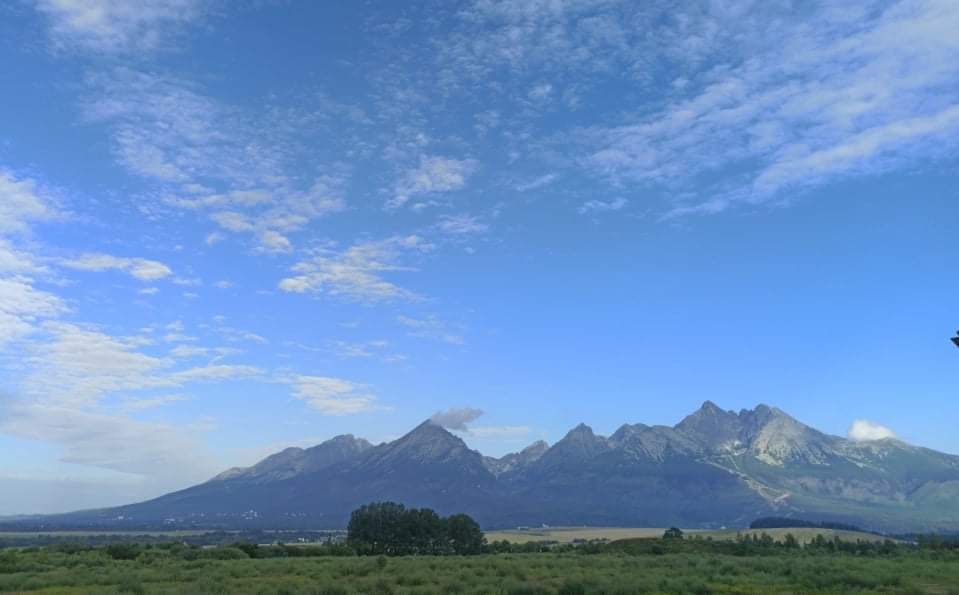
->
[2,538,959,594]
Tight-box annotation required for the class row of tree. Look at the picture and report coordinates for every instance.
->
[750,516,867,533]
[347,502,485,555]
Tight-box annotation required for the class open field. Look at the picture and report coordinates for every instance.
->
[2,549,958,594]
[484,526,892,544]
[485,527,669,543]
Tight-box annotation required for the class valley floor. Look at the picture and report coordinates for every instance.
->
[3,551,959,594]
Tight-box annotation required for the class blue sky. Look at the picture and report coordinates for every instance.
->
[0,0,957,515]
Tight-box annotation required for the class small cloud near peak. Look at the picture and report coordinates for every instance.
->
[848,419,896,442]
[430,407,483,431]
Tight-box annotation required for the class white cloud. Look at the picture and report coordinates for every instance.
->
[120,394,190,412]
[0,320,263,480]
[436,214,488,235]
[169,345,240,360]
[290,375,382,416]
[205,231,225,245]
[257,229,293,253]
[0,239,45,274]
[430,407,484,431]
[389,156,478,209]
[0,278,67,347]
[0,402,215,481]
[61,253,173,281]
[85,70,346,253]
[516,173,558,192]
[35,0,206,52]
[85,69,284,187]
[848,419,897,442]
[396,314,464,345]
[279,235,432,302]
[578,197,627,214]
[20,322,258,408]
[195,183,345,253]
[0,170,60,234]
[210,211,254,232]
[573,0,959,216]
[331,339,392,359]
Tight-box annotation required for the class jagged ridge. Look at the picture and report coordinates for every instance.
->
[34,403,959,533]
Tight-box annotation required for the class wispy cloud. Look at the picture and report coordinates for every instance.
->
[0,278,66,347]
[61,253,173,281]
[578,197,626,215]
[35,0,208,53]
[279,235,433,302]
[330,339,392,359]
[0,170,61,234]
[573,1,959,216]
[436,213,488,235]
[83,69,347,253]
[120,394,190,412]
[430,407,483,431]
[396,314,464,345]
[516,173,558,192]
[0,318,257,481]
[389,156,478,210]
[290,375,383,416]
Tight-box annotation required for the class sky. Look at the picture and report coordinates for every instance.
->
[0,0,957,515]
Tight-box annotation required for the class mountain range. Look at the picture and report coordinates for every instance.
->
[27,402,959,533]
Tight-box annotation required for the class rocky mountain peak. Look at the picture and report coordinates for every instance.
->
[211,434,371,483]
[736,405,835,465]
[674,400,743,451]
[483,440,551,476]
[539,423,610,464]
[372,420,479,465]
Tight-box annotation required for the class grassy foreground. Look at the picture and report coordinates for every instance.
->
[3,547,959,594]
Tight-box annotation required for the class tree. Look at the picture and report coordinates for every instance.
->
[347,502,485,556]
[445,513,485,555]
[347,501,408,555]
[663,527,684,540]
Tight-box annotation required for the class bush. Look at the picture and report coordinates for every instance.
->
[105,544,141,560]
[198,546,249,560]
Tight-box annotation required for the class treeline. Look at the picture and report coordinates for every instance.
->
[750,516,867,532]
[608,532,903,557]
[347,502,484,555]
[916,534,959,551]
[0,529,342,550]
[7,530,959,566]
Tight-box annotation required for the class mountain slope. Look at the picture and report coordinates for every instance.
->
[26,404,959,532]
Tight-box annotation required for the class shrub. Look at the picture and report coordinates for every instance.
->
[105,544,141,561]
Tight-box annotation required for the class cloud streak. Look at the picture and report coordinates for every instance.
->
[35,0,208,52]
[290,376,382,416]
[61,253,173,281]
[279,235,432,302]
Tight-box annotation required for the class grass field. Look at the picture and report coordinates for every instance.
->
[484,526,891,545]
[2,549,959,594]
[485,527,668,543]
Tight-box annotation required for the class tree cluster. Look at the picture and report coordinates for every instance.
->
[750,516,867,533]
[347,502,485,556]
